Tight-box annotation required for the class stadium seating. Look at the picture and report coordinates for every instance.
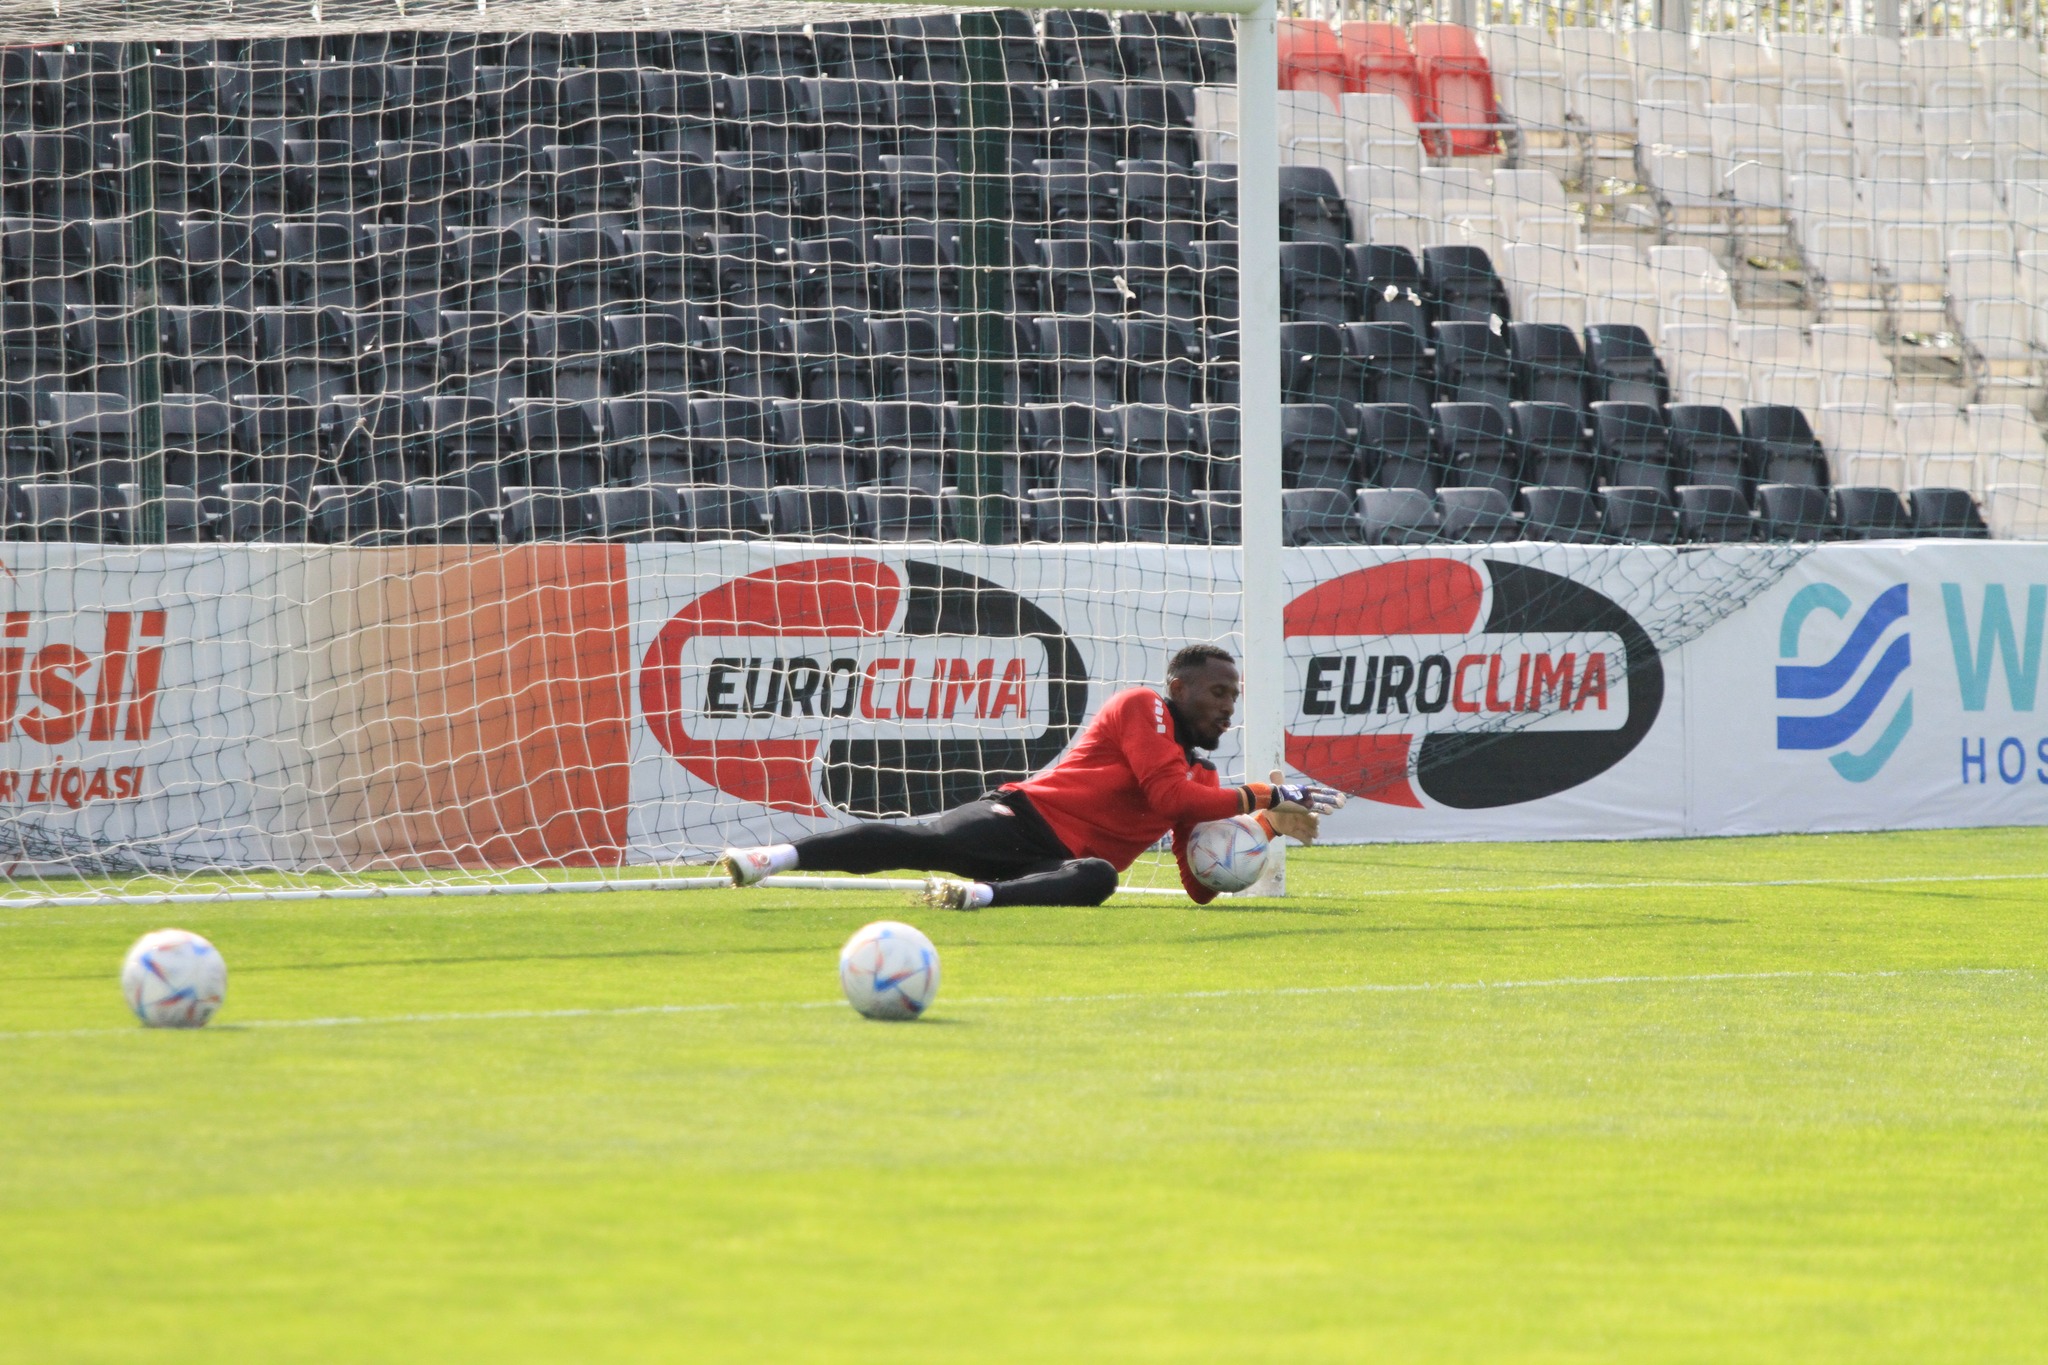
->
[0,20,2042,542]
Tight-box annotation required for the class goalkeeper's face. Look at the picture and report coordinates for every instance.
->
[1169,659,1241,751]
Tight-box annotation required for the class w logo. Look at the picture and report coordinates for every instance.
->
[1776,584,1913,782]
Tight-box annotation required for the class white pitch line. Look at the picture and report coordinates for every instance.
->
[0,966,2024,1043]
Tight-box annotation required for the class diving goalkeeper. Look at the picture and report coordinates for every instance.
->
[717,644,1343,908]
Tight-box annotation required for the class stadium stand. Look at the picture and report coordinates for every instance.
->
[0,18,2040,543]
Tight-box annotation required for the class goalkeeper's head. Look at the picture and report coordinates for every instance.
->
[1166,644,1240,750]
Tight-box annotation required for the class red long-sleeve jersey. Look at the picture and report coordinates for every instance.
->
[1006,687,1271,904]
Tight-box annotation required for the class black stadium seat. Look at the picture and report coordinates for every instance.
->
[1279,242,1353,326]
[1436,486,1518,542]
[403,483,489,543]
[1582,324,1669,407]
[1121,158,1204,233]
[1674,484,1755,543]
[1281,487,1359,544]
[1035,317,1122,408]
[1908,487,1989,539]
[107,483,209,544]
[1043,9,1124,83]
[1591,402,1676,493]
[1742,405,1830,487]
[11,481,103,541]
[1420,244,1509,325]
[1276,165,1350,244]
[1356,402,1437,493]
[1116,318,1203,409]
[1506,322,1585,408]
[1599,485,1679,544]
[1431,401,1518,496]
[1118,240,1205,320]
[1666,404,1748,490]
[1754,483,1832,540]
[1348,243,1428,338]
[1431,322,1514,413]
[1517,485,1602,543]
[307,483,399,545]
[1354,487,1440,544]
[1119,13,1208,86]
[1344,321,1432,412]
[1509,402,1594,491]
[1830,485,1911,540]
[1280,402,1358,491]
[1281,321,1351,407]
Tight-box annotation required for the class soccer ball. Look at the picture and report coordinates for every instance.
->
[121,929,227,1029]
[1184,815,1271,894]
[838,920,939,1021]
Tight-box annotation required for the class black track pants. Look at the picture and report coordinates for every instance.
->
[791,793,1119,907]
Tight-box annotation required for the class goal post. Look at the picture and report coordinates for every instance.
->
[1232,0,1286,830]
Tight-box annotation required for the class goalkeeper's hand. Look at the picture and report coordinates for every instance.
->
[1266,770,1344,815]
[1263,769,1344,845]
[1265,803,1320,844]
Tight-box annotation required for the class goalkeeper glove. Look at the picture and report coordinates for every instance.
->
[1266,773,1344,816]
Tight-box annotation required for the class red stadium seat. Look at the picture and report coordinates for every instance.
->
[1338,22,1424,123]
[1412,23,1502,158]
[1278,18,1347,106]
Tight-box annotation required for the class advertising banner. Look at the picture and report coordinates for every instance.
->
[2,540,2041,873]
[626,542,2048,851]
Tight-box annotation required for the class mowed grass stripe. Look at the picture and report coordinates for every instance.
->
[1,965,2026,1043]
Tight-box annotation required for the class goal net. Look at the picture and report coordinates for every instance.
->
[0,0,1918,907]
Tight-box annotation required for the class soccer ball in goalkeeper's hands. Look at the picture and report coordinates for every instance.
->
[121,929,227,1028]
[1185,816,1272,894]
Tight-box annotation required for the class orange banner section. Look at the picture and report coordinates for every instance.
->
[314,546,630,869]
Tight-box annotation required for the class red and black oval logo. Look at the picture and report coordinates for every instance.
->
[1286,558,1663,809]
[640,557,1088,818]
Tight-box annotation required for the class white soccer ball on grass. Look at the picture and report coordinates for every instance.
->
[838,920,939,1021]
[1184,815,1272,894]
[121,929,227,1028]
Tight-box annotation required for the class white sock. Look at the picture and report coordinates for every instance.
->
[763,843,799,875]
[967,882,995,909]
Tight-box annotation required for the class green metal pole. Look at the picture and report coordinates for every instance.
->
[123,42,165,545]
[957,12,1013,546]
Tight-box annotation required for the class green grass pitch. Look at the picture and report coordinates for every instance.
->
[3,829,2045,1363]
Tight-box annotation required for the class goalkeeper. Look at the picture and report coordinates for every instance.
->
[717,644,1343,908]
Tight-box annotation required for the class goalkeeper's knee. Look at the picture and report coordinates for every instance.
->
[1069,859,1118,906]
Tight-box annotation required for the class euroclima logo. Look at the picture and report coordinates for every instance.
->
[1284,558,1663,809]
[1774,583,1912,782]
[639,557,1087,818]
